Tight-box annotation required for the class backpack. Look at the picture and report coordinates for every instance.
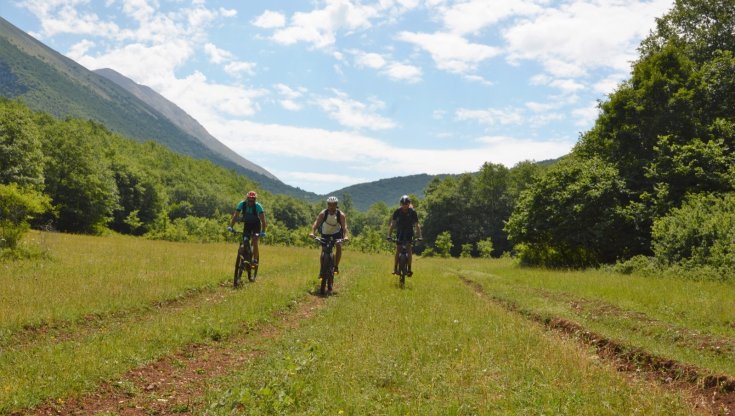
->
[320,209,341,232]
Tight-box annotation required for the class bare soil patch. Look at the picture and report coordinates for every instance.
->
[25,293,328,415]
[459,275,735,415]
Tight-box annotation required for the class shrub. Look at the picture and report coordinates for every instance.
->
[652,192,735,280]
[0,184,50,250]
[477,238,494,258]
[435,231,453,258]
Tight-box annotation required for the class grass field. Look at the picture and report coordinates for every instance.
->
[1,231,732,414]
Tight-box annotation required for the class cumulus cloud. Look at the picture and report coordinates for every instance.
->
[397,31,501,74]
[268,0,379,48]
[455,107,524,126]
[503,0,673,77]
[352,50,422,83]
[204,42,233,64]
[315,90,397,131]
[251,10,286,28]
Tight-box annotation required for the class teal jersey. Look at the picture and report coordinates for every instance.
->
[236,201,264,222]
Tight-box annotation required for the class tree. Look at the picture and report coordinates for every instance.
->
[41,119,119,233]
[0,99,44,189]
[506,156,634,267]
[0,184,50,250]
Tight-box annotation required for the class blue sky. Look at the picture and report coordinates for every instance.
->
[2,0,673,194]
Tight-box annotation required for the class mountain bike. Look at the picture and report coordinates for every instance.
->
[389,237,421,288]
[313,236,344,296]
[232,231,259,287]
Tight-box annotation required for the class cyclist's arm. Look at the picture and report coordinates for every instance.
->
[415,221,422,239]
[258,212,267,232]
[387,218,394,238]
[340,212,349,239]
[310,212,324,235]
[229,211,239,227]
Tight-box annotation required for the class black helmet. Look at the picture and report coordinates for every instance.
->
[400,195,411,205]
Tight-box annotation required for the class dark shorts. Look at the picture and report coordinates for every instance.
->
[243,221,261,236]
[321,230,343,240]
[396,230,414,244]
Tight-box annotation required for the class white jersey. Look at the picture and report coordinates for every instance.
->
[321,211,342,235]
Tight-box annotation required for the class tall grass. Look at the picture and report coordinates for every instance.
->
[453,258,735,376]
[0,232,327,413]
[203,254,691,415]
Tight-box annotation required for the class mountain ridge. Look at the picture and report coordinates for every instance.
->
[0,16,317,200]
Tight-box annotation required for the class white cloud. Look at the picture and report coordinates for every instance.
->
[211,119,575,179]
[354,51,387,69]
[277,171,369,186]
[268,0,379,48]
[572,102,600,127]
[503,0,673,77]
[440,0,544,35]
[224,61,256,77]
[397,31,501,74]
[352,50,422,83]
[204,42,232,64]
[251,10,286,28]
[383,62,422,83]
[594,72,628,95]
[455,107,524,126]
[315,90,397,131]
[274,83,306,111]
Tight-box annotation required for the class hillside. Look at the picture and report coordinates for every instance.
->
[324,173,448,210]
[0,17,316,200]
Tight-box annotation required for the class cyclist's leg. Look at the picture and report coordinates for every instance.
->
[334,231,343,271]
[246,222,261,263]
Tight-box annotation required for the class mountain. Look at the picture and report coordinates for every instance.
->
[325,173,449,211]
[0,17,317,200]
[93,68,276,180]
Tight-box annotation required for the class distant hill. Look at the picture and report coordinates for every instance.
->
[0,17,317,200]
[324,173,449,211]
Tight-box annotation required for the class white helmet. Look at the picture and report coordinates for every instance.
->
[326,196,338,204]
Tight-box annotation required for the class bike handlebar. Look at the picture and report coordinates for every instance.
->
[313,236,347,245]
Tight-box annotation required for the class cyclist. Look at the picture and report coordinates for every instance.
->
[309,196,349,274]
[387,195,422,276]
[228,191,267,266]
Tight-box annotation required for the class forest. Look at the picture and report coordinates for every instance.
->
[1,0,733,281]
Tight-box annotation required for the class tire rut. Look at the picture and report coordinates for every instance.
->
[458,274,735,416]
[25,291,331,415]
[1,281,232,353]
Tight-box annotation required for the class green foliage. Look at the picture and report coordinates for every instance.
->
[40,119,119,233]
[460,243,473,258]
[477,238,494,258]
[423,161,543,257]
[435,231,453,258]
[506,156,634,267]
[0,98,44,189]
[0,183,50,250]
[349,226,392,254]
[651,192,735,280]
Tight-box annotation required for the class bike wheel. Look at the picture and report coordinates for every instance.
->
[244,243,254,282]
[234,254,244,288]
[399,252,410,288]
[319,252,331,296]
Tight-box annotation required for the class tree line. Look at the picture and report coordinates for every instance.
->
[2,0,733,280]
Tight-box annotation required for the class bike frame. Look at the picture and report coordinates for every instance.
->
[234,231,259,287]
[390,237,419,288]
[314,236,343,295]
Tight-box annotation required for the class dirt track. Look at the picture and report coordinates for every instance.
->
[459,275,735,416]
[28,292,328,415]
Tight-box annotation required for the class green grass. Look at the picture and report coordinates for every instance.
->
[2,233,722,414]
[202,254,692,415]
[0,231,324,412]
[451,258,735,376]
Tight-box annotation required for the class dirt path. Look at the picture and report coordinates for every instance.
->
[27,291,329,415]
[458,275,735,416]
